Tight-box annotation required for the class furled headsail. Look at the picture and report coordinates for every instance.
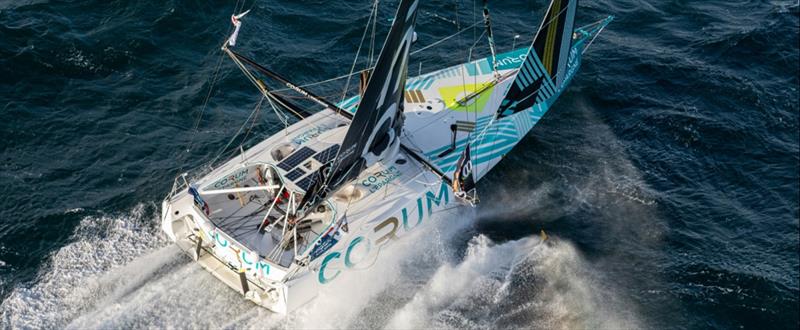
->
[497,0,577,117]
[299,0,419,212]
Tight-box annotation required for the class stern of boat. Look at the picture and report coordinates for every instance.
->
[158,169,331,314]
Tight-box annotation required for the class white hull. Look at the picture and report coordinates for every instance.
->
[161,108,459,313]
[160,16,611,313]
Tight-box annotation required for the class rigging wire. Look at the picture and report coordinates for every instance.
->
[183,0,580,188]
[237,95,264,151]
[339,0,380,105]
[267,18,481,96]
[206,95,266,169]
[176,43,232,176]
[369,0,379,67]
[269,69,371,94]
[409,21,481,56]
[175,0,256,177]
[582,19,610,54]
[269,17,480,95]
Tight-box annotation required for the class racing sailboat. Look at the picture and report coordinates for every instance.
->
[161,0,612,313]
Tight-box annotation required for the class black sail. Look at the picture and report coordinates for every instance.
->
[497,0,577,117]
[299,0,419,212]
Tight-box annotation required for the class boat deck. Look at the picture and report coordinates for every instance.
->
[198,165,333,267]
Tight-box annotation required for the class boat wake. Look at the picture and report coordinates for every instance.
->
[1,100,652,330]
[1,204,170,328]
[1,202,640,329]
[385,234,641,329]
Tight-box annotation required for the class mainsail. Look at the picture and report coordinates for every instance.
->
[497,0,577,117]
[299,0,419,212]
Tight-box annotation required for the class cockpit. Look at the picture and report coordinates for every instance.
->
[191,163,335,267]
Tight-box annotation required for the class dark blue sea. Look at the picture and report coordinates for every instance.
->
[0,0,798,328]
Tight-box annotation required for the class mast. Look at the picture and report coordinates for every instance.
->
[298,0,420,214]
[482,0,500,79]
[219,3,451,217]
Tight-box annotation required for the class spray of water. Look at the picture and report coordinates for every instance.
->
[0,198,644,330]
[1,98,654,328]
[385,233,642,329]
[1,204,170,328]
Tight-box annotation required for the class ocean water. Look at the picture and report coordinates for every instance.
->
[0,0,798,328]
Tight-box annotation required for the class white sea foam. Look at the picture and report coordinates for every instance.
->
[386,234,641,329]
[225,206,473,329]
[0,203,171,328]
[0,203,468,329]
[1,193,642,329]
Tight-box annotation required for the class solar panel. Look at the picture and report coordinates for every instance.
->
[295,175,316,191]
[277,146,316,171]
[285,167,306,181]
[313,144,340,164]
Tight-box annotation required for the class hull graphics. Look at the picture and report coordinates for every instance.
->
[316,181,453,284]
